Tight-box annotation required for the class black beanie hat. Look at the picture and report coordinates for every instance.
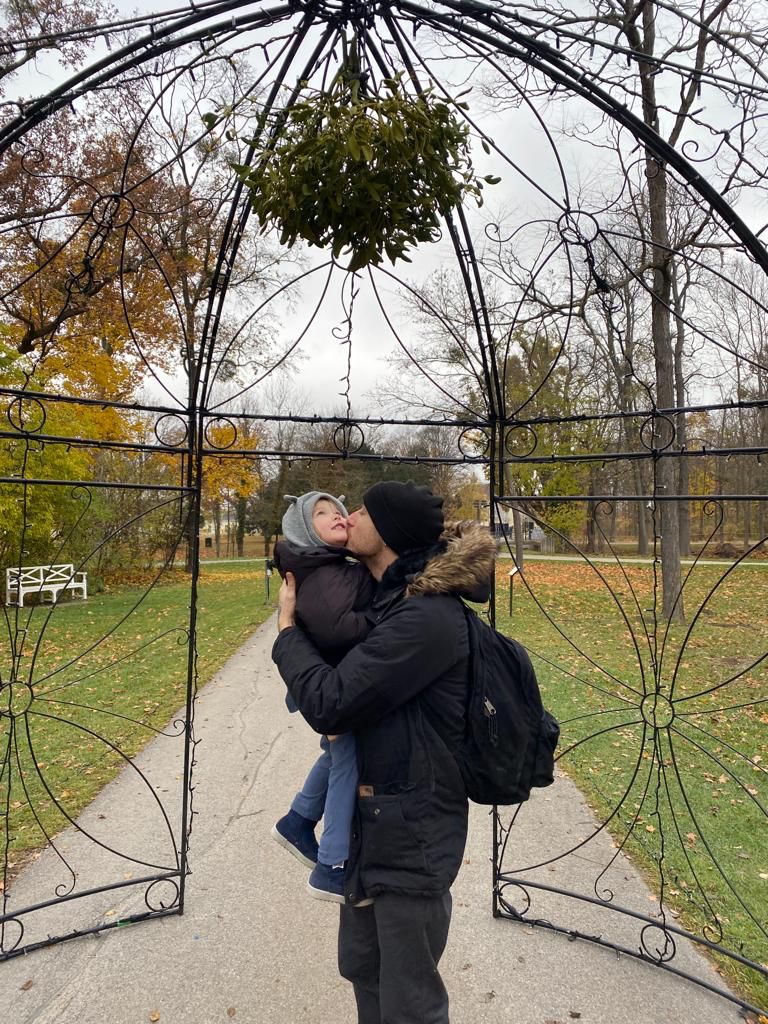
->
[362,480,444,555]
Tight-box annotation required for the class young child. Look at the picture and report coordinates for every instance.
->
[270,491,374,903]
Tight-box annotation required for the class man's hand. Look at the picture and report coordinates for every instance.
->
[277,571,297,632]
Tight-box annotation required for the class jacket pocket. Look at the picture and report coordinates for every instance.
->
[358,791,429,874]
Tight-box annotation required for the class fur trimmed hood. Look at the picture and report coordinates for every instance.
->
[374,521,497,605]
[406,521,496,601]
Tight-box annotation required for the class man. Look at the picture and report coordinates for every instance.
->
[272,480,496,1024]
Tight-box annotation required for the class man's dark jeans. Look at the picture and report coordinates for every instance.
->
[338,891,452,1023]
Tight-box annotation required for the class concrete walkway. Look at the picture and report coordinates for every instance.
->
[2,616,745,1024]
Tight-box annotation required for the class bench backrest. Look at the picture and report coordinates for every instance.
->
[6,564,76,586]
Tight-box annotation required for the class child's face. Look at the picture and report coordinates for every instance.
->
[312,499,348,546]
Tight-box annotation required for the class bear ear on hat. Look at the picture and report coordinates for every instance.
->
[283,495,298,504]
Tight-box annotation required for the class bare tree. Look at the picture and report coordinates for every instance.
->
[0,0,108,93]
[483,0,768,618]
[702,260,768,546]
[383,266,601,564]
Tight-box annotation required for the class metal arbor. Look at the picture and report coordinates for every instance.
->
[0,0,766,1014]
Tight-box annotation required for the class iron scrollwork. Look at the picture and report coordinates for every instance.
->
[0,1,765,1016]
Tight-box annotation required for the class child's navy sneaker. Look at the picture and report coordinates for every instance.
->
[270,810,318,868]
[307,862,346,903]
[306,863,374,906]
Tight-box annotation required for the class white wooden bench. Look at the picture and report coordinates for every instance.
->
[5,564,88,607]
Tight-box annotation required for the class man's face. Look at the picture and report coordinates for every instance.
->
[345,504,386,557]
[312,499,348,546]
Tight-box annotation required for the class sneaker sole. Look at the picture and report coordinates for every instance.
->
[270,824,317,869]
[306,878,345,904]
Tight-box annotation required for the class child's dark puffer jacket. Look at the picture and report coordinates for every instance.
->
[272,540,375,662]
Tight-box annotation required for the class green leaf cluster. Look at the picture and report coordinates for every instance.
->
[232,74,497,272]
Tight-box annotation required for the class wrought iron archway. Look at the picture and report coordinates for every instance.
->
[0,0,766,1015]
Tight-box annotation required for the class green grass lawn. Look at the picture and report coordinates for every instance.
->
[494,558,767,1011]
[2,561,277,880]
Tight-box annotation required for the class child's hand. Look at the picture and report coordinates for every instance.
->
[277,571,297,632]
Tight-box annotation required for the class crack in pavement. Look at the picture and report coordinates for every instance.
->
[17,938,102,1024]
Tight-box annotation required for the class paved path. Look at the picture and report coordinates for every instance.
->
[2,616,745,1024]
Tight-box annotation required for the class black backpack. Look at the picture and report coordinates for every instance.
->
[455,602,560,805]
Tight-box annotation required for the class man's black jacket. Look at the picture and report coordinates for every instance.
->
[272,523,496,903]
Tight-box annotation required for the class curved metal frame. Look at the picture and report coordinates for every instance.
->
[0,0,766,1015]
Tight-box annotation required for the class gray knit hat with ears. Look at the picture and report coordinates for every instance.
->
[281,492,348,547]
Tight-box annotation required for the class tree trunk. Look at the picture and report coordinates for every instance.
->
[677,452,691,556]
[743,497,750,550]
[586,466,604,553]
[608,497,618,543]
[647,158,684,621]
[637,491,648,554]
[715,411,728,545]
[213,501,222,558]
[628,1,684,620]
[503,462,525,568]
[586,499,598,554]
[740,456,750,549]
[715,451,727,545]
[236,495,246,557]
[672,263,690,557]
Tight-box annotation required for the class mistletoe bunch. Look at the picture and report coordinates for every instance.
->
[229,73,499,272]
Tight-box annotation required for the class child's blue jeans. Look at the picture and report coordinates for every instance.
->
[291,733,357,866]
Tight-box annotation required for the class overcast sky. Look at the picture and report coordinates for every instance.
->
[12,1,767,421]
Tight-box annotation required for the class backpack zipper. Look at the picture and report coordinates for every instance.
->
[484,697,498,744]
